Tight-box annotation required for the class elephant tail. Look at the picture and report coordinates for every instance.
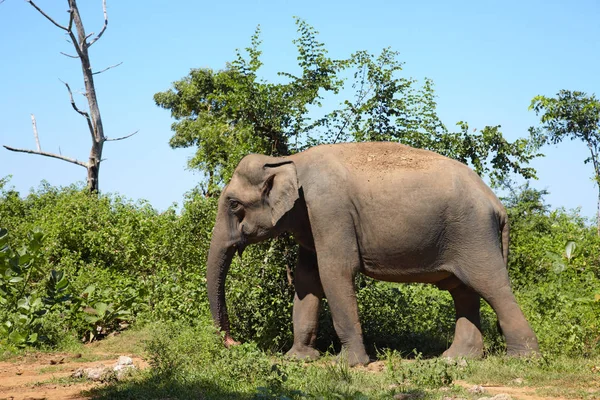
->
[500,212,510,267]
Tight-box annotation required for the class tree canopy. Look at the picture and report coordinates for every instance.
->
[155,18,540,195]
[530,90,600,234]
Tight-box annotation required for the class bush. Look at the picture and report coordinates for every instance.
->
[1,180,599,358]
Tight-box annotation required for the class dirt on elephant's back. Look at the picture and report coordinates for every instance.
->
[330,142,446,173]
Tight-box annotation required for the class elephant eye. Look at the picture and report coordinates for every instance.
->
[229,200,242,211]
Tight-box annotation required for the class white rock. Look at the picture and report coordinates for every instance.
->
[116,356,133,366]
[85,366,110,381]
[469,385,485,394]
[113,363,136,380]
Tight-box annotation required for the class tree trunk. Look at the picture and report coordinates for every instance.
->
[70,0,105,193]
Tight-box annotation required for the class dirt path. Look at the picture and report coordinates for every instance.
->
[0,351,148,400]
[455,380,575,400]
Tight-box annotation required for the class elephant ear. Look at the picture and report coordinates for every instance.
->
[263,160,300,226]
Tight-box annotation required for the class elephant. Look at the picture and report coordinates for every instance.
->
[206,142,539,366]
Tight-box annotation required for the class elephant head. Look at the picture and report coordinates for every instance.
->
[206,154,300,343]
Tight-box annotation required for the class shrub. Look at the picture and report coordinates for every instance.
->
[1,180,599,358]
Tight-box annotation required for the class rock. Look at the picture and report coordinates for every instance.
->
[112,356,137,380]
[468,385,485,394]
[116,355,133,366]
[71,365,112,381]
[85,366,111,381]
[511,377,524,385]
[113,363,136,380]
[70,356,137,382]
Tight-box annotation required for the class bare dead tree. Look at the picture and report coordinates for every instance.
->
[3,0,137,192]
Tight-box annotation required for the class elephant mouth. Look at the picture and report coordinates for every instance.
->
[234,238,247,257]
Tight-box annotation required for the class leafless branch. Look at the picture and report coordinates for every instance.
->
[3,145,88,168]
[26,0,69,31]
[105,130,139,142]
[60,52,79,59]
[60,80,95,138]
[92,61,122,75]
[31,114,41,151]
[85,32,94,41]
[88,0,107,47]
[67,30,84,58]
[61,80,88,118]
[67,6,74,32]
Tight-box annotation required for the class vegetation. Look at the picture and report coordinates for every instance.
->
[155,19,539,194]
[1,17,599,400]
[530,90,600,235]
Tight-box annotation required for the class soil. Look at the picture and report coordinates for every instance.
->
[0,349,148,400]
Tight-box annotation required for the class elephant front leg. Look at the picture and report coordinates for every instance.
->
[443,283,484,358]
[316,250,369,367]
[286,248,323,361]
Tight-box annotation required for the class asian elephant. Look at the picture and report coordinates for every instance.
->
[206,142,539,366]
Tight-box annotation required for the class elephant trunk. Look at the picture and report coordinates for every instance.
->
[206,215,238,345]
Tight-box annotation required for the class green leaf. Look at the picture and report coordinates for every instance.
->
[83,285,96,295]
[93,302,109,316]
[552,261,566,274]
[17,298,29,310]
[51,269,64,282]
[9,276,24,283]
[18,252,31,266]
[28,332,38,344]
[8,330,26,345]
[56,278,69,291]
[31,297,42,309]
[565,241,576,260]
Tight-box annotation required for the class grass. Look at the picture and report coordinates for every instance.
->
[3,322,600,399]
[86,322,600,399]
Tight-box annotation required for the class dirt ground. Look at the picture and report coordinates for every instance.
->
[0,349,148,400]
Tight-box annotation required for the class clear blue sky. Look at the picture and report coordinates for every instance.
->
[1,0,599,218]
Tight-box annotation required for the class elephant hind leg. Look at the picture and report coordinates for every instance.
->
[460,260,539,356]
[442,282,484,358]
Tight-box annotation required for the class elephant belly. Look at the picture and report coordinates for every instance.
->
[361,267,452,284]
[353,193,453,283]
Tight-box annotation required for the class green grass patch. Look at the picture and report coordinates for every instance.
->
[88,320,600,400]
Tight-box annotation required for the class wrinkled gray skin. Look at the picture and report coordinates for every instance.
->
[207,142,539,366]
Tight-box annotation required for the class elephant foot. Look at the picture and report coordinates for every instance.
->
[442,333,484,359]
[338,348,370,367]
[506,339,540,358]
[286,345,320,361]
[443,316,484,359]
[442,343,483,359]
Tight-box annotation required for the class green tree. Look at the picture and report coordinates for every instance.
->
[529,90,600,234]
[154,20,346,196]
[155,18,540,194]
